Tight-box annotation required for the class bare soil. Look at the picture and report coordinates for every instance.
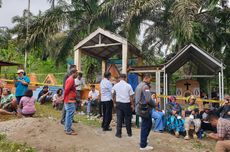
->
[0,118,215,152]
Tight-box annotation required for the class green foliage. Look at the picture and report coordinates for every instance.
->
[0,134,35,152]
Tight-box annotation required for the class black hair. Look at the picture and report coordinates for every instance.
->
[90,84,95,88]
[104,72,111,78]
[119,74,127,79]
[43,85,49,89]
[207,111,219,121]
[69,65,76,70]
[56,89,63,94]
[70,68,78,74]
[24,89,33,97]
[143,73,151,79]
[78,72,83,77]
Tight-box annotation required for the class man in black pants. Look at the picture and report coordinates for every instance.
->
[100,72,113,131]
[112,74,134,138]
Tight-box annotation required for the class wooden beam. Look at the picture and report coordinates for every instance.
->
[81,49,104,60]
[81,43,121,49]
[102,60,106,77]
[75,49,82,71]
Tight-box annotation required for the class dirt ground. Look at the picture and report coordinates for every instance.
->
[0,118,215,152]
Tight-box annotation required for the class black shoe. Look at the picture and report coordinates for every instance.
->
[61,121,64,125]
[128,134,132,137]
[72,120,78,123]
[103,128,112,131]
[115,134,122,138]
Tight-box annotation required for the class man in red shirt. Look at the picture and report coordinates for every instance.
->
[64,68,78,135]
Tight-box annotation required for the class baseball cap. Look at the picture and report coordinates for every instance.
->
[16,69,24,74]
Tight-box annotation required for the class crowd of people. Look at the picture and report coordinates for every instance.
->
[0,67,229,152]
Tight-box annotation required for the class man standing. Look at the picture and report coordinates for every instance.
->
[100,72,113,131]
[64,68,78,135]
[135,73,155,151]
[75,72,85,111]
[14,69,30,104]
[61,65,76,125]
[207,112,230,152]
[112,74,134,138]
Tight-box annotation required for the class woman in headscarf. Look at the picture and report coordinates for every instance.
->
[151,93,164,132]
[165,96,184,137]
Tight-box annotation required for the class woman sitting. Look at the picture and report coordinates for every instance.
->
[0,88,17,115]
[151,93,164,132]
[52,89,64,110]
[165,96,184,138]
[18,90,36,117]
[183,95,201,140]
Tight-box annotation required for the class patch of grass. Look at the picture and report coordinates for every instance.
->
[34,102,61,119]
[35,102,100,127]
[192,140,206,149]
[0,134,36,152]
[74,115,101,128]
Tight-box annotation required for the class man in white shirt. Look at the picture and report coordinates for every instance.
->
[75,72,85,111]
[87,85,99,116]
[100,72,113,131]
[112,74,134,138]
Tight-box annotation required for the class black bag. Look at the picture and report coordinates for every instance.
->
[138,102,151,119]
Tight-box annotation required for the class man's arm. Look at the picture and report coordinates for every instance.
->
[142,85,155,107]
[208,133,223,141]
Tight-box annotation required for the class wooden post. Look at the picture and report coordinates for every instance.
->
[122,42,128,74]
[102,60,106,77]
[74,48,82,71]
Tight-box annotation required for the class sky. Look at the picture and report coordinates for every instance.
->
[0,0,50,28]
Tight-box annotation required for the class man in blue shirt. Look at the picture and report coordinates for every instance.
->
[14,69,30,104]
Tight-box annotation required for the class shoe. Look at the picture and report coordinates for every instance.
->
[60,121,65,125]
[72,120,78,123]
[140,146,153,151]
[115,134,122,138]
[184,135,190,140]
[66,131,77,135]
[103,128,112,131]
[128,134,132,137]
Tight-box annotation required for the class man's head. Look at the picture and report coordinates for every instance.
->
[90,84,96,91]
[70,68,78,78]
[119,74,127,81]
[78,72,83,79]
[104,72,111,80]
[16,69,24,77]
[143,73,152,83]
[208,111,219,127]
[43,86,49,92]
[2,88,10,95]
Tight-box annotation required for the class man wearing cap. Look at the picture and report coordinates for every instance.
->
[14,69,30,104]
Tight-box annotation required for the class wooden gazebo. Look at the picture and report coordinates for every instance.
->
[74,28,142,75]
